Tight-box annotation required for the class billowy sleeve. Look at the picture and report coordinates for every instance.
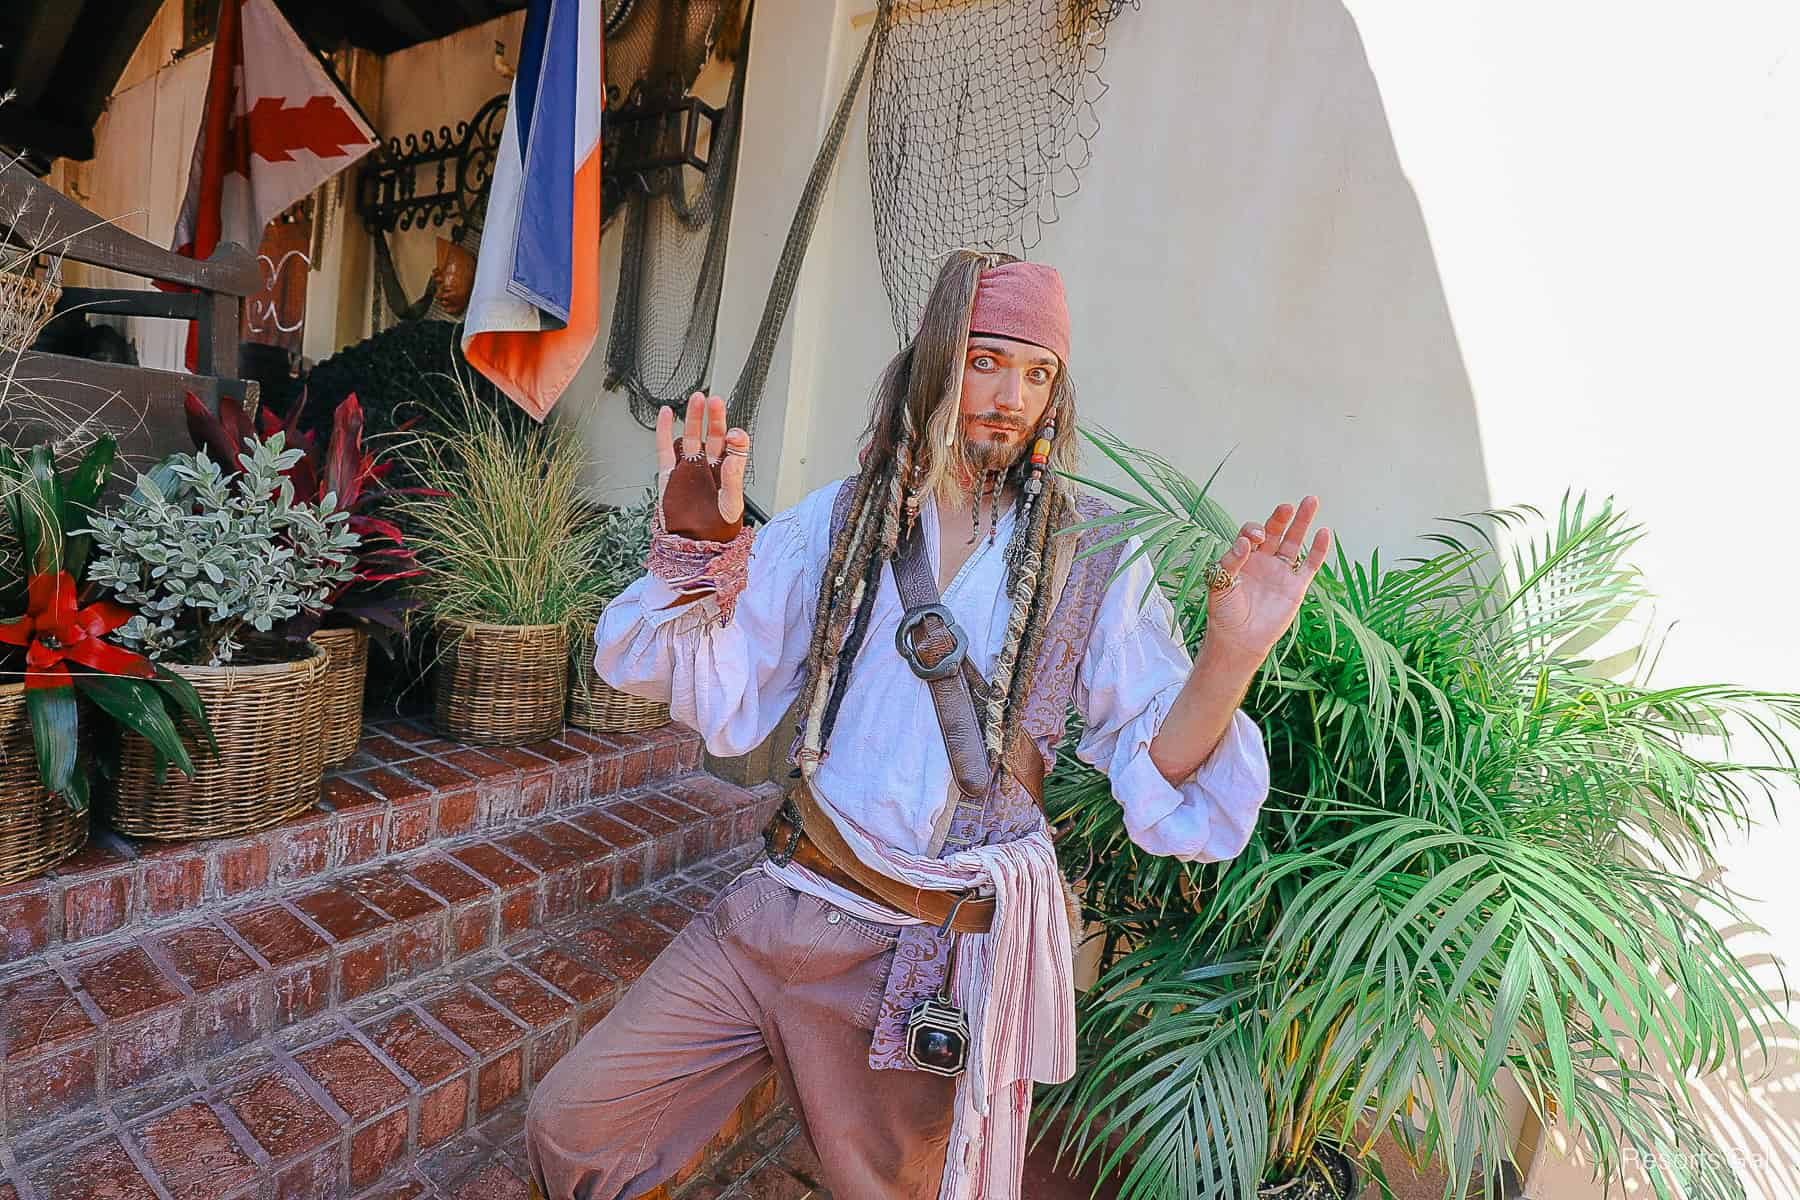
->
[593,482,833,759]
[1070,544,1270,862]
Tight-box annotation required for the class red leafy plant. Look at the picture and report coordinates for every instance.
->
[0,438,214,810]
[185,389,434,651]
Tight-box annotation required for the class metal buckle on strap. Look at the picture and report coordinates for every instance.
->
[894,603,967,681]
[762,795,804,866]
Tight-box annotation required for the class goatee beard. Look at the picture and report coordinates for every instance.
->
[961,412,1029,476]
[962,434,1024,475]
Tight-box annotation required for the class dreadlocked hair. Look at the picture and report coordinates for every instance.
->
[794,249,1081,780]
[986,480,1071,762]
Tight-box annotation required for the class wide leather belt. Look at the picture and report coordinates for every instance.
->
[766,786,996,935]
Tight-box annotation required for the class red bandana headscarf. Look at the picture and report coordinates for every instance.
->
[968,261,1071,364]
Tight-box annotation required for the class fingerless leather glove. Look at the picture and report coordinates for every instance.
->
[661,437,743,543]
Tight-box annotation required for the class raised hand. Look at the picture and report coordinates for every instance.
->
[656,392,752,542]
[1202,495,1331,662]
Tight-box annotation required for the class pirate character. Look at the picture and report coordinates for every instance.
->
[526,250,1331,1200]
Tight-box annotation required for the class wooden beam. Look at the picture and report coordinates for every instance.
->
[51,0,166,139]
[377,0,447,47]
[8,1,85,108]
[441,0,502,32]
[0,105,95,162]
[3,352,259,474]
[55,288,209,322]
[275,0,523,54]
[199,287,240,382]
[0,163,258,295]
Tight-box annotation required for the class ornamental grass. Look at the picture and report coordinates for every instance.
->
[396,391,609,630]
[0,132,119,458]
[567,485,654,648]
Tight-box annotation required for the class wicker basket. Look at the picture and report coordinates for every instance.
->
[568,653,669,733]
[0,261,62,354]
[0,684,87,885]
[312,625,369,765]
[434,619,568,745]
[108,646,329,840]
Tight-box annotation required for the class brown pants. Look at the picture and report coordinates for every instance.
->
[525,868,957,1199]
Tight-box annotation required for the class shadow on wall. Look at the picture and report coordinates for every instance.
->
[800,0,1490,560]
[1531,916,1800,1199]
[1050,0,1492,555]
[1689,935,1800,1200]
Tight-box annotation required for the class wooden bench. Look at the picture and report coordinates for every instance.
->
[1,161,261,469]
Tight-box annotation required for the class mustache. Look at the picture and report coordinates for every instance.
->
[964,412,1028,431]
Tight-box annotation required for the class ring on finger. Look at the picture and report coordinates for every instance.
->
[1203,560,1237,592]
[724,445,751,458]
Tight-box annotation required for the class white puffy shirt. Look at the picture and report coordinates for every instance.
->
[593,479,1270,924]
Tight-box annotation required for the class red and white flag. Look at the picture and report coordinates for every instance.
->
[166,0,376,368]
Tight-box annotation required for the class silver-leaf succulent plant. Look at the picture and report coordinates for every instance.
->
[82,433,361,666]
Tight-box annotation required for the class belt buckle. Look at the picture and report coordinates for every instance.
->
[894,603,967,681]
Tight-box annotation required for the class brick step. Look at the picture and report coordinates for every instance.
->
[407,1089,1120,1200]
[667,1106,824,1200]
[0,757,784,1150]
[0,718,709,969]
[0,843,777,1200]
[324,1067,798,1200]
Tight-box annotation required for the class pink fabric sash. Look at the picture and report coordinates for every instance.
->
[805,779,1076,1200]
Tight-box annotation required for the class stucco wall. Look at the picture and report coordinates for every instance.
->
[685,2,1799,1196]
[51,8,213,372]
[374,11,527,319]
[1341,3,1800,1196]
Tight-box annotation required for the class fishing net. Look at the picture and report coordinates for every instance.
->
[868,0,1139,340]
[720,3,882,442]
[601,0,743,425]
[602,0,1134,447]
[605,0,888,443]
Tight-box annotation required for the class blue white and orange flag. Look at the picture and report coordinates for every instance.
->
[462,0,604,422]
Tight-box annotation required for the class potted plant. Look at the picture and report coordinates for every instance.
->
[398,397,607,746]
[81,432,361,839]
[185,389,427,762]
[1035,432,1800,1200]
[567,488,668,733]
[0,438,213,880]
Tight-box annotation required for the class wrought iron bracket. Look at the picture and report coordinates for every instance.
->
[357,93,510,239]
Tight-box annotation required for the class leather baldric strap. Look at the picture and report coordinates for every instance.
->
[783,778,996,933]
[768,518,1065,935]
[890,526,1046,807]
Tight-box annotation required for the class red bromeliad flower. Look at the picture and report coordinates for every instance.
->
[0,572,157,689]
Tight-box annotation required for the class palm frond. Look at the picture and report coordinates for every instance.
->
[1039,438,1800,1199]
